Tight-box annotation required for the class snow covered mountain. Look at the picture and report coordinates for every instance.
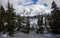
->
[16,4,51,16]
[12,0,51,16]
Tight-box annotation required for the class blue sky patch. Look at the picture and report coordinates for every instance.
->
[43,3,48,7]
[18,0,48,7]
[31,0,38,4]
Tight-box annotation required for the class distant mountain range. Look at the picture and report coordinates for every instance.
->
[17,4,51,16]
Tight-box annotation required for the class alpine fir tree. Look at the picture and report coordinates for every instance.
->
[25,16,30,34]
[6,1,16,36]
[50,1,60,34]
[36,15,43,34]
[16,15,22,31]
[0,5,6,32]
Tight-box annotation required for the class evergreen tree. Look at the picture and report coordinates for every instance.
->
[6,1,16,36]
[25,16,30,34]
[36,15,43,34]
[31,25,34,31]
[0,5,5,32]
[16,15,22,31]
[50,1,60,34]
[44,14,50,33]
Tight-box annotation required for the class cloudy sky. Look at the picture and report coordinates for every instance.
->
[0,0,60,15]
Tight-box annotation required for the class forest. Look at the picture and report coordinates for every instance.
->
[0,1,60,37]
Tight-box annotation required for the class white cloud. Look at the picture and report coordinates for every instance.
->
[37,0,46,4]
[0,0,60,9]
[18,0,34,5]
[0,0,55,16]
[37,0,60,9]
[0,0,33,6]
[0,0,18,9]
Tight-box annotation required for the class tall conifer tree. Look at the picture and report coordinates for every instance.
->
[25,16,30,34]
[6,1,16,36]
[51,1,60,34]
[0,5,6,32]
[36,15,43,34]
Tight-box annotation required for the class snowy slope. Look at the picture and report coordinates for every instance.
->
[1,32,60,38]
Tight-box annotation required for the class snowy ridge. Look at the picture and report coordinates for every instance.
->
[16,4,51,16]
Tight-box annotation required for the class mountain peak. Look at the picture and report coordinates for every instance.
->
[16,4,51,16]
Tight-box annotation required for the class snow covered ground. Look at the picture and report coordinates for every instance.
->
[0,32,60,38]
